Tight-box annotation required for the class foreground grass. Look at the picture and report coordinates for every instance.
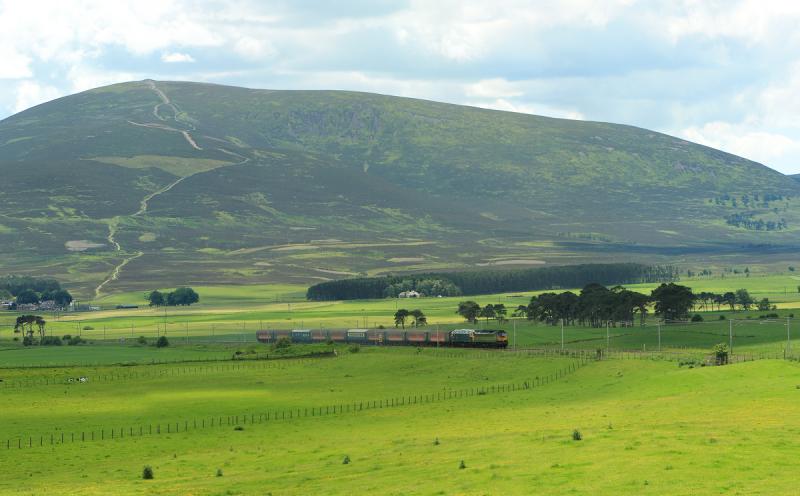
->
[2,355,799,494]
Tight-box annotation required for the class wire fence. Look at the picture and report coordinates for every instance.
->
[3,354,592,450]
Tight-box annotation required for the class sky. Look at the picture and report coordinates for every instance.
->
[1,0,799,173]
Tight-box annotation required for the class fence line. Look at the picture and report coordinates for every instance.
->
[3,355,592,450]
[0,352,339,389]
[0,348,580,389]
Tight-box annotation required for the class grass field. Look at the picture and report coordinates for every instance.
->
[1,347,799,494]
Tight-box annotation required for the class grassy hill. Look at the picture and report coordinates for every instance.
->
[2,80,799,297]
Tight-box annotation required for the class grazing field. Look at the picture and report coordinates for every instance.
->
[1,346,799,495]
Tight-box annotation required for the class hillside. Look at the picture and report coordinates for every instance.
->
[1,80,799,297]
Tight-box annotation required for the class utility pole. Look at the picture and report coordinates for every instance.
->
[787,316,792,355]
[729,318,733,354]
[657,322,661,351]
[561,319,564,350]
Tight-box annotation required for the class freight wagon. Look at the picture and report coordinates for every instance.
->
[256,328,508,348]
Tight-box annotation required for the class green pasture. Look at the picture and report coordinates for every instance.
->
[2,352,799,494]
[0,348,578,442]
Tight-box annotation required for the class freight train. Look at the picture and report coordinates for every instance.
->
[256,328,508,348]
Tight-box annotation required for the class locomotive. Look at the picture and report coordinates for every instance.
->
[256,328,508,348]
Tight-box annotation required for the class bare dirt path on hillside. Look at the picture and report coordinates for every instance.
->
[94,82,250,298]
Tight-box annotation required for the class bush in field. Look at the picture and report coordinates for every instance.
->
[718,315,726,320]
[156,336,169,348]
[216,468,223,477]
[142,466,154,480]
[349,344,361,353]
[342,455,350,465]
[274,337,291,349]
[459,460,466,469]
[572,429,583,441]
[40,336,62,346]
[83,326,94,331]
[691,314,703,322]
[136,336,147,345]
[67,336,85,346]
[713,343,729,365]
[22,336,35,346]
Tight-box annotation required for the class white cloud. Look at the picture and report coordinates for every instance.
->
[469,98,585,120]
[465,78,523,98]
[681,121,800,173]
[233,37,276,60]
[14,81,62,112]
[162,52,196,63]
[0,47,32,79]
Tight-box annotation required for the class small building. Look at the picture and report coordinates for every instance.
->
[398,290,421,298]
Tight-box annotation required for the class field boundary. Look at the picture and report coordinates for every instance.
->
[3,356,592,450]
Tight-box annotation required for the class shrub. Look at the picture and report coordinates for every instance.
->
[136,335,148,345]
[712,343,729,365]
[342,455,350,465]
[274,337,291,349]
[434,437,440,445]
[62,334,71,340]
[142,466,154,480]
[82,326,94,331]
[459,460,466,469]
[22,336,34,346]
[216,468,223,477]
[233,426,244,431]
[156,336,169,348]
[349,344,361,353]
[572,429,583,441]
[40,336,62,346]
[67,336,84,346]
[691,314,703,322]
[718,315,726,320]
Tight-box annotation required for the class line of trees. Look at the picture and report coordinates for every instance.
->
[693,289,773,312]
[456,302,507,324]
[147,287,199,307]
[461,283,697,327]
[472,283,771,328]
[307,263,677,301]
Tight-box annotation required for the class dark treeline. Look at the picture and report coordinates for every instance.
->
[147,288,200,307]
[515,282,694,327]
[306,263,677,301]
[0,276,72,306]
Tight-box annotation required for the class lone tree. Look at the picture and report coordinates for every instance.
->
[410,309,427,327]
[651,283,695,321]
[456,301,481,323]
[735,288,754,311]
[394,309,410,329]
[147,290,165,307]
